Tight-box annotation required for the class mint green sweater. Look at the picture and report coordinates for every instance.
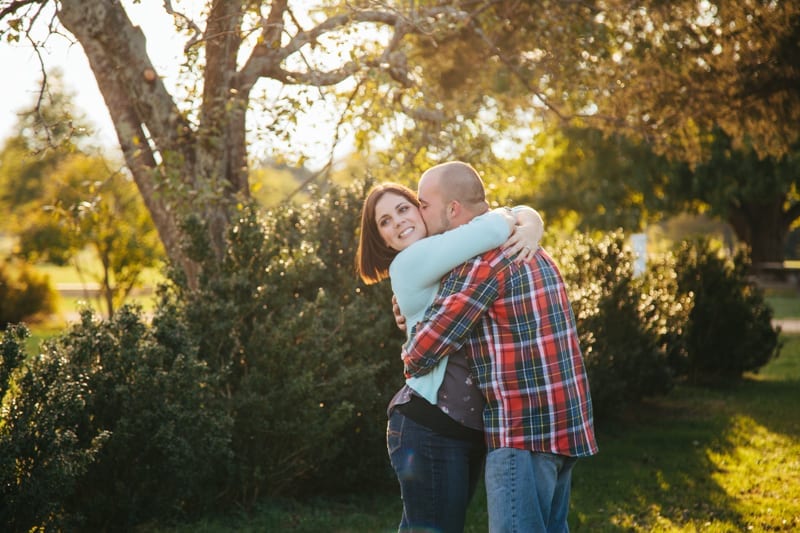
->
[388,210,511,404]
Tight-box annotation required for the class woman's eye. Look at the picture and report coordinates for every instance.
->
[398,205,408,213]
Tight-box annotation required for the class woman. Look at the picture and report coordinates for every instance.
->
[355,181,542,532]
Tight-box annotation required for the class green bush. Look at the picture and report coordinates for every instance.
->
[550,231,690,418]
[168,182,404,504]
[0,307,231,531]
[0,324,105,532]
[0,260,55,328]
[674,239,780,383]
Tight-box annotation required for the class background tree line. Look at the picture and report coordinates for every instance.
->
[2,0,798,275]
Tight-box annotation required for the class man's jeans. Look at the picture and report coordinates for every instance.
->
[387,411,485,533]
[485,447,578,533]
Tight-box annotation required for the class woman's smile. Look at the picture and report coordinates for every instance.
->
[399,226,415,238]
[375,192,428,251]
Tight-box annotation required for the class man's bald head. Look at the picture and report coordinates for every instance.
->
[417,161,490,234]
[420,161,487,207]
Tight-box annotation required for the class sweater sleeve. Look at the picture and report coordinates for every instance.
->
[389,211,510,319]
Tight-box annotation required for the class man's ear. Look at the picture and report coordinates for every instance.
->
[448,200,460,219]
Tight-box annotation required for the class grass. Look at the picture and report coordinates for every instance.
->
[147,336,800,533]
[146,496,401,533]
[24,324,63,354]
[765,289,800,319]
[568,342,800,532]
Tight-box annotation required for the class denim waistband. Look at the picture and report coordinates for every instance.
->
[395,394,484,443]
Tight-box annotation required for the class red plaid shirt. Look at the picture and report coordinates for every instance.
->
[402,248,598,456]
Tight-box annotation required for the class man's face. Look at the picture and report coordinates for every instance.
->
[417,174,450,236]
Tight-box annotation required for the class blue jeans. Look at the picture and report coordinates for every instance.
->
[485,448,578,533]
[387,411,485,533]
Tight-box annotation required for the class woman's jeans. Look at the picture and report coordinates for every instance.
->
[387,410,485,533]
[485,447,578,533]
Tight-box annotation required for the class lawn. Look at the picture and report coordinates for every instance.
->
[21,253,800,322]
[35,263,165,287]
[765,289,800,319]
[148,336,800,533]
[35,268,799,324]
[567,338,800,532]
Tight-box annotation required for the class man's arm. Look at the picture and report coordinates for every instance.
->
[402,255,503,378]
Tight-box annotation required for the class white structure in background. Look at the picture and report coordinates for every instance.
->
[630,233,647,277]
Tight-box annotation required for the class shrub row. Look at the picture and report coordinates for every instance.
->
[552,231,780,414]
[0,308,230,531]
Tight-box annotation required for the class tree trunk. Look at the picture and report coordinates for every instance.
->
[192,0,249,263]
[57,0,247,285]
[727,197,788,263]
[53,0,423,288]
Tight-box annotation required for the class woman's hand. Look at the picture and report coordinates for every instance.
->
[502,207,544,263]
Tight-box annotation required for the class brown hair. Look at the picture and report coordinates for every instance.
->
[355,182,419,284]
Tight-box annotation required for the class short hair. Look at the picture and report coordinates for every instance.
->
[426,161,486,208]
[355,182,419,284]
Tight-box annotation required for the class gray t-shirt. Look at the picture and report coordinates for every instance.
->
[388,349,484,431]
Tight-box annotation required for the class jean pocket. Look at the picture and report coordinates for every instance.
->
[386,413,404,456]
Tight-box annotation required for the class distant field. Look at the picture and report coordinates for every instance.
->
[35,263,166,287]
[27,261,165,325]
[0,233,12,255]
[763,287,800,319]
[36,260,797,321]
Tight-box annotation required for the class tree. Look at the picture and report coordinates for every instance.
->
[16,153,163,318]
[333,1,800,255]
[0,77,162,317]
[588,0,800,161]
[504,126,800,263]
[3,2,796,276]
[383,0,800,163]
[496,126,680,236]
[681,130,800,263]
[0,1,486,284]
[0,70,87,232]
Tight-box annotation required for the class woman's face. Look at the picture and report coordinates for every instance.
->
[374,192,428,251]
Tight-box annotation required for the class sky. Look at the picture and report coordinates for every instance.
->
[0,27,117,148]
[0,2,350,170]
[0,2,165,152]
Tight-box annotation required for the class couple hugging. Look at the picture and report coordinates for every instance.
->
[356,161,598,533]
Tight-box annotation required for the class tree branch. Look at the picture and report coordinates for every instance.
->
[162,0,204,52]
[238,5,410,93]
[0,0,39,21]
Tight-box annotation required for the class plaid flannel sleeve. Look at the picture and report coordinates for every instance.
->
[402,257,501,378]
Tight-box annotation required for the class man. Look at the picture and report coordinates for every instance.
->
[403,161,598,532]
